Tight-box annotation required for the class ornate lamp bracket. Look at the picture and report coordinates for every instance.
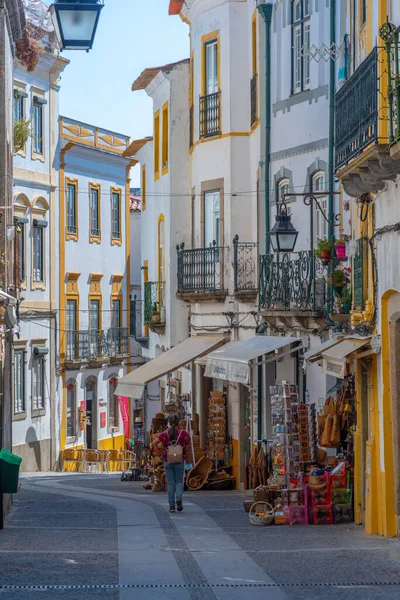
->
[281,192,341,227]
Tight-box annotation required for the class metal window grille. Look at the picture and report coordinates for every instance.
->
[33,357,45,411]
[177,243,224,293]
[199,91,221,138]
[250,73,258,126]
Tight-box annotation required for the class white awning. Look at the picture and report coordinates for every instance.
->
[116,335,226,398]
[321,337,371,379]
[205,336,302,385]
[304,337,344,363]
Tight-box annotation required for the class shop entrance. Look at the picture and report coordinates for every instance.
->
[360,359,372,525]
[85,379,97,449]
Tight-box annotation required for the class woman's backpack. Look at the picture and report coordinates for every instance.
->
[167,430,184,464]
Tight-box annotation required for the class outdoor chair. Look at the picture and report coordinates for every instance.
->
[120,450,136,472]
[83,449,102,473]
[105,449,122,472]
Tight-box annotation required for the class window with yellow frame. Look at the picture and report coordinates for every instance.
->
[111,187,122,245]
[162,102,169,175]
[89,183,101,243]
[141,165,146,211]
[66,178,78,240]
[154,110,160,180]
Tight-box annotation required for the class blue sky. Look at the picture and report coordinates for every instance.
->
[51,0,189,184]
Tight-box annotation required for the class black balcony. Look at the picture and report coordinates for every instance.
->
[387,28,400,147]
[177,242,226,298]
[65,328,129,363]
[144,281,166,327]
[199,91,221,139]
[259,251,327,313]
[335,47,379,170]
[233,236,258,300]
[250,73,258,126]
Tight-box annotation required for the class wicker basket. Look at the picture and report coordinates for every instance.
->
[253,486,268,502]
[243,500,254,513]
[249,501,274,526]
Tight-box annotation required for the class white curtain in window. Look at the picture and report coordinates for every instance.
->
[304,21,311,88]
[33,104,43,154]
[313,174,328,243]
[204,191,220,247]
[293,25,302,93]
[205,41,218,95]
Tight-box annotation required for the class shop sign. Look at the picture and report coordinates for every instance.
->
[205,358,249,384]
[118,396,130,439]
[80,400,86,411]
[100,412,106,428]
[322,357,346,379]
[168,378,178,388]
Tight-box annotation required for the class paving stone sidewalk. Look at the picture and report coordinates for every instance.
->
[0,474,400,599]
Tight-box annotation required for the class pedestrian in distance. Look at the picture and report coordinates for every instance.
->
[151,414,191,513]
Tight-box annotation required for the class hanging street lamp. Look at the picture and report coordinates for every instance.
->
[49,0,104,52]
[269,202,298,253]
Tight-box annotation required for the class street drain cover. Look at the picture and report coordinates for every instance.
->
[1,582,400,590]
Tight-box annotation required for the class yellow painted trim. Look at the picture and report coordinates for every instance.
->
[161,101,169,176]
[179,12,191,26]
[64,292,80,365]
[141,164,146,211]
[90,273,103,281]
[111,186,122,245]
[66,271,81,281]
[98,434,125,452]
[379,291,398,536]
[112,274,124,283]
[154,109,160,181]
[201,30,221,96]
[190,50,194,107]
[89,182,101,244]
[65,177,79,241]
[192,130,254,149]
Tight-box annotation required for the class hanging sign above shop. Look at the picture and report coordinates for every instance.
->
[322,357,346,379]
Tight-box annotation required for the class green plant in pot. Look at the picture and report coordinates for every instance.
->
[314,239,333,264]
[328,269,348,296]
[152,302,160,323]
[339,286,352,314]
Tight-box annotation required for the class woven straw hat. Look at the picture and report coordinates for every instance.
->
[308,475,326,491]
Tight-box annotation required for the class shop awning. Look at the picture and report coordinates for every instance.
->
[115,335,226,398]
[304,337,344,363]
[321,337,371,379]
[205,336,302,385]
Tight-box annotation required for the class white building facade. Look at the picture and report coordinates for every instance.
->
[12,18,68,471]
[58,117,133,455]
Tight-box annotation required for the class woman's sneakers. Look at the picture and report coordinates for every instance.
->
[169,505,176,513]
[176,499,183,512]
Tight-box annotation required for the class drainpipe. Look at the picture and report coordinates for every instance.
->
[258,2,273,254]
[328,0,336,316]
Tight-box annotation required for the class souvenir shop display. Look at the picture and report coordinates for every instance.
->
[244,379,355,528]
[207,392,227,463]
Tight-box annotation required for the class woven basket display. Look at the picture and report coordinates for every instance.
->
[249,501,274,526]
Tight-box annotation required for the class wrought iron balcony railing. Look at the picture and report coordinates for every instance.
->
[259,251,327,312]
[108,327,129,357]
[199,91,221,139]
[335,47,380,170]
[387,28,400,145]
[250,73,258,126]
[144,281,166,326]
[65,328,129,362]
[233,236,258,294]
[177,242,225,294]
[189,105,194,149]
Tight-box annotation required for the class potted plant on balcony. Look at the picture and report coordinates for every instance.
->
[328,269,349,296]
[334,235,349,261]
[151,302,161,324]
[339,286,352,314]
[314,239,333,264]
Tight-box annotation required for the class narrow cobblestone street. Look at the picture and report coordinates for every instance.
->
[0,474,400,599]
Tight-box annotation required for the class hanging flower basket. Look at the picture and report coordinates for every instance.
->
[314,239,333,264]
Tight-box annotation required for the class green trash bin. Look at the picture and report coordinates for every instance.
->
[0,449,22,493]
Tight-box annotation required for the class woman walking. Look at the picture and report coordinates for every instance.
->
[152,415,191,513]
